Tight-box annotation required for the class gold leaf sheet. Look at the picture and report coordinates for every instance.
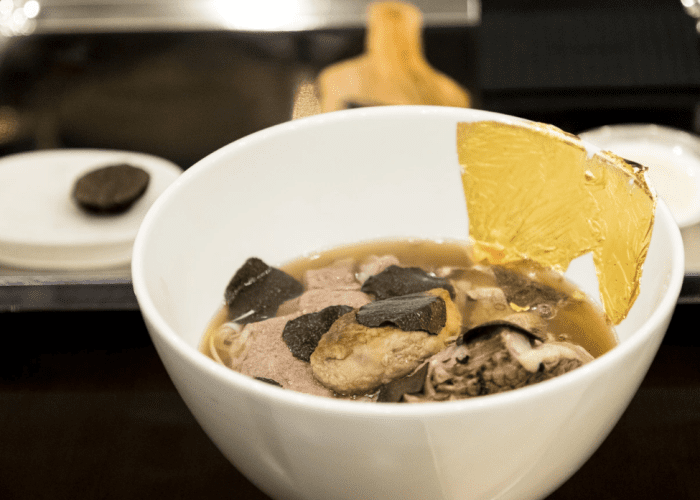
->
[458,121,656,324]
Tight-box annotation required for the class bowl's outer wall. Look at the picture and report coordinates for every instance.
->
[134,107,683,500]
[149,315,669,500]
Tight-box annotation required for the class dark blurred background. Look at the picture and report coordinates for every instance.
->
[1,0,699,168]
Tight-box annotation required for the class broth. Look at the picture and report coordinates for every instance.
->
[200,239,616,399]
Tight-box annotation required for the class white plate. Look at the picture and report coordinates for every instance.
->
[579,124,700,228]
[0,149,182,270]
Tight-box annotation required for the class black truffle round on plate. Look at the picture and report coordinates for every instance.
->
[72,163,150,214]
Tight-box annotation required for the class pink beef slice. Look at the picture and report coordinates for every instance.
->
[299,258,372,313]
[305,259,361,290]
[298,289,372,314]
[238,315,334,398]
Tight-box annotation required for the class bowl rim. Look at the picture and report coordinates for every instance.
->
[132,105,685,417]
[578,123,700,228]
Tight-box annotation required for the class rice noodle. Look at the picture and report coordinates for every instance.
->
[208,333,224,365]
[208,321,255,370]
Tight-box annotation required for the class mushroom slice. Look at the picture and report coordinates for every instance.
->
[416,320,594,399]
[508,337,593,373]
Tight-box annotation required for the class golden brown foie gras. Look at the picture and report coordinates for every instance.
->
[310,288,461,395]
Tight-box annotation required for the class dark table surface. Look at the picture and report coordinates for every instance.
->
[2,1,700,499]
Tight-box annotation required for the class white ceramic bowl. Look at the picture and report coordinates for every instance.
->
[132,106,684,500]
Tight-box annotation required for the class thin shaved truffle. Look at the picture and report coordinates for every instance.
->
[361,265,455,300]
[225,258,303,324]
[492,266,567,310]
[356,292,446,335]
[282,305,354,361]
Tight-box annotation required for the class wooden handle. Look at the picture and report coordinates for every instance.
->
[317,1,471,112]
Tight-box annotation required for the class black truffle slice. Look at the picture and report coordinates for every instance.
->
[377,362,429,403]
[255,377,283,387]
[492,266,567,310]
[282,305,354,362]
[225,257,303,324]
[356,292,446,335]
[72,163,150,214]
[460,319,543,343]
[360,265,455,300]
